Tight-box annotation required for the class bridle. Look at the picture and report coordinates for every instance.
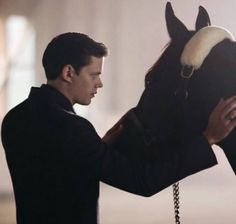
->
[175,26,234,101]
[173,26,234,224]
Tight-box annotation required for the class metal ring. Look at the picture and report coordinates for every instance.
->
[180,66,195,79]
[227,114,234,121]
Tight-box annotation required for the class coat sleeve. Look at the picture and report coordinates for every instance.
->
[64,112,217,197]
[100,109,217,196]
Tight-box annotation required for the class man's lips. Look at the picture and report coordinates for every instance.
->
[91,92,97,97]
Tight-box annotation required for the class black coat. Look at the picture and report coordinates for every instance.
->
[1,84,217,224]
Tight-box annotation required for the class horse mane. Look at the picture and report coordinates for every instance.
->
[145,32,195,91]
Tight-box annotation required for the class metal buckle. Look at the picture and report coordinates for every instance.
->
[180,66,195,79]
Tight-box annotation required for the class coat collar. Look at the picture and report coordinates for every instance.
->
[29,84,76,114]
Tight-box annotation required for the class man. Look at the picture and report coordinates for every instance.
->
[1,32,236,224]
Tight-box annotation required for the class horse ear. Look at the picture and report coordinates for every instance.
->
[165,2,188,40]
[195,6,211,31]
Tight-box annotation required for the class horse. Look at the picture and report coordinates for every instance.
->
[134,2,236,175]
[132,3,236,222]
[109,3,236,223]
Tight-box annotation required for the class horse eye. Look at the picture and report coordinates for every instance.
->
[145,80,152,88]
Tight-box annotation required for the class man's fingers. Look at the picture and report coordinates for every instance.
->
[213,98,224,113]
[113,124,123,135]
[220,96,236,119]
[224,95,236,104]
[227,117,236,131]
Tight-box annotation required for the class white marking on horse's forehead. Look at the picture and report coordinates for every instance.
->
[180,26,235,70]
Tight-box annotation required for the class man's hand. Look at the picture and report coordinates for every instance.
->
[102,109,136,145]
[102,122,123,145]
[203,96,236,145]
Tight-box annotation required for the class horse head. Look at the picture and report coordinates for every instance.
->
[135,2,236,173]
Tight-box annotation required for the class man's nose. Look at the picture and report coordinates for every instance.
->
[97,78,103,88]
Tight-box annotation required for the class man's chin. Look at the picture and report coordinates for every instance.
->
[77,100,91,106]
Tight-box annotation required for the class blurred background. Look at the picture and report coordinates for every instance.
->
[0,0,236,223]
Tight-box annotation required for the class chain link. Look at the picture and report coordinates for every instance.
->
[173,182,180,224]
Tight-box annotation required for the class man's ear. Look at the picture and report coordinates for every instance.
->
[61,65,74,83]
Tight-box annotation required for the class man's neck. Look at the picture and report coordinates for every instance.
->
[47,80,73,105]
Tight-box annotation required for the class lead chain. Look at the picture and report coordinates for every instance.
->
[173,182,180,224]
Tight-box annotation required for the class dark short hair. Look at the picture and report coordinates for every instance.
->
[42,32,108,80]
